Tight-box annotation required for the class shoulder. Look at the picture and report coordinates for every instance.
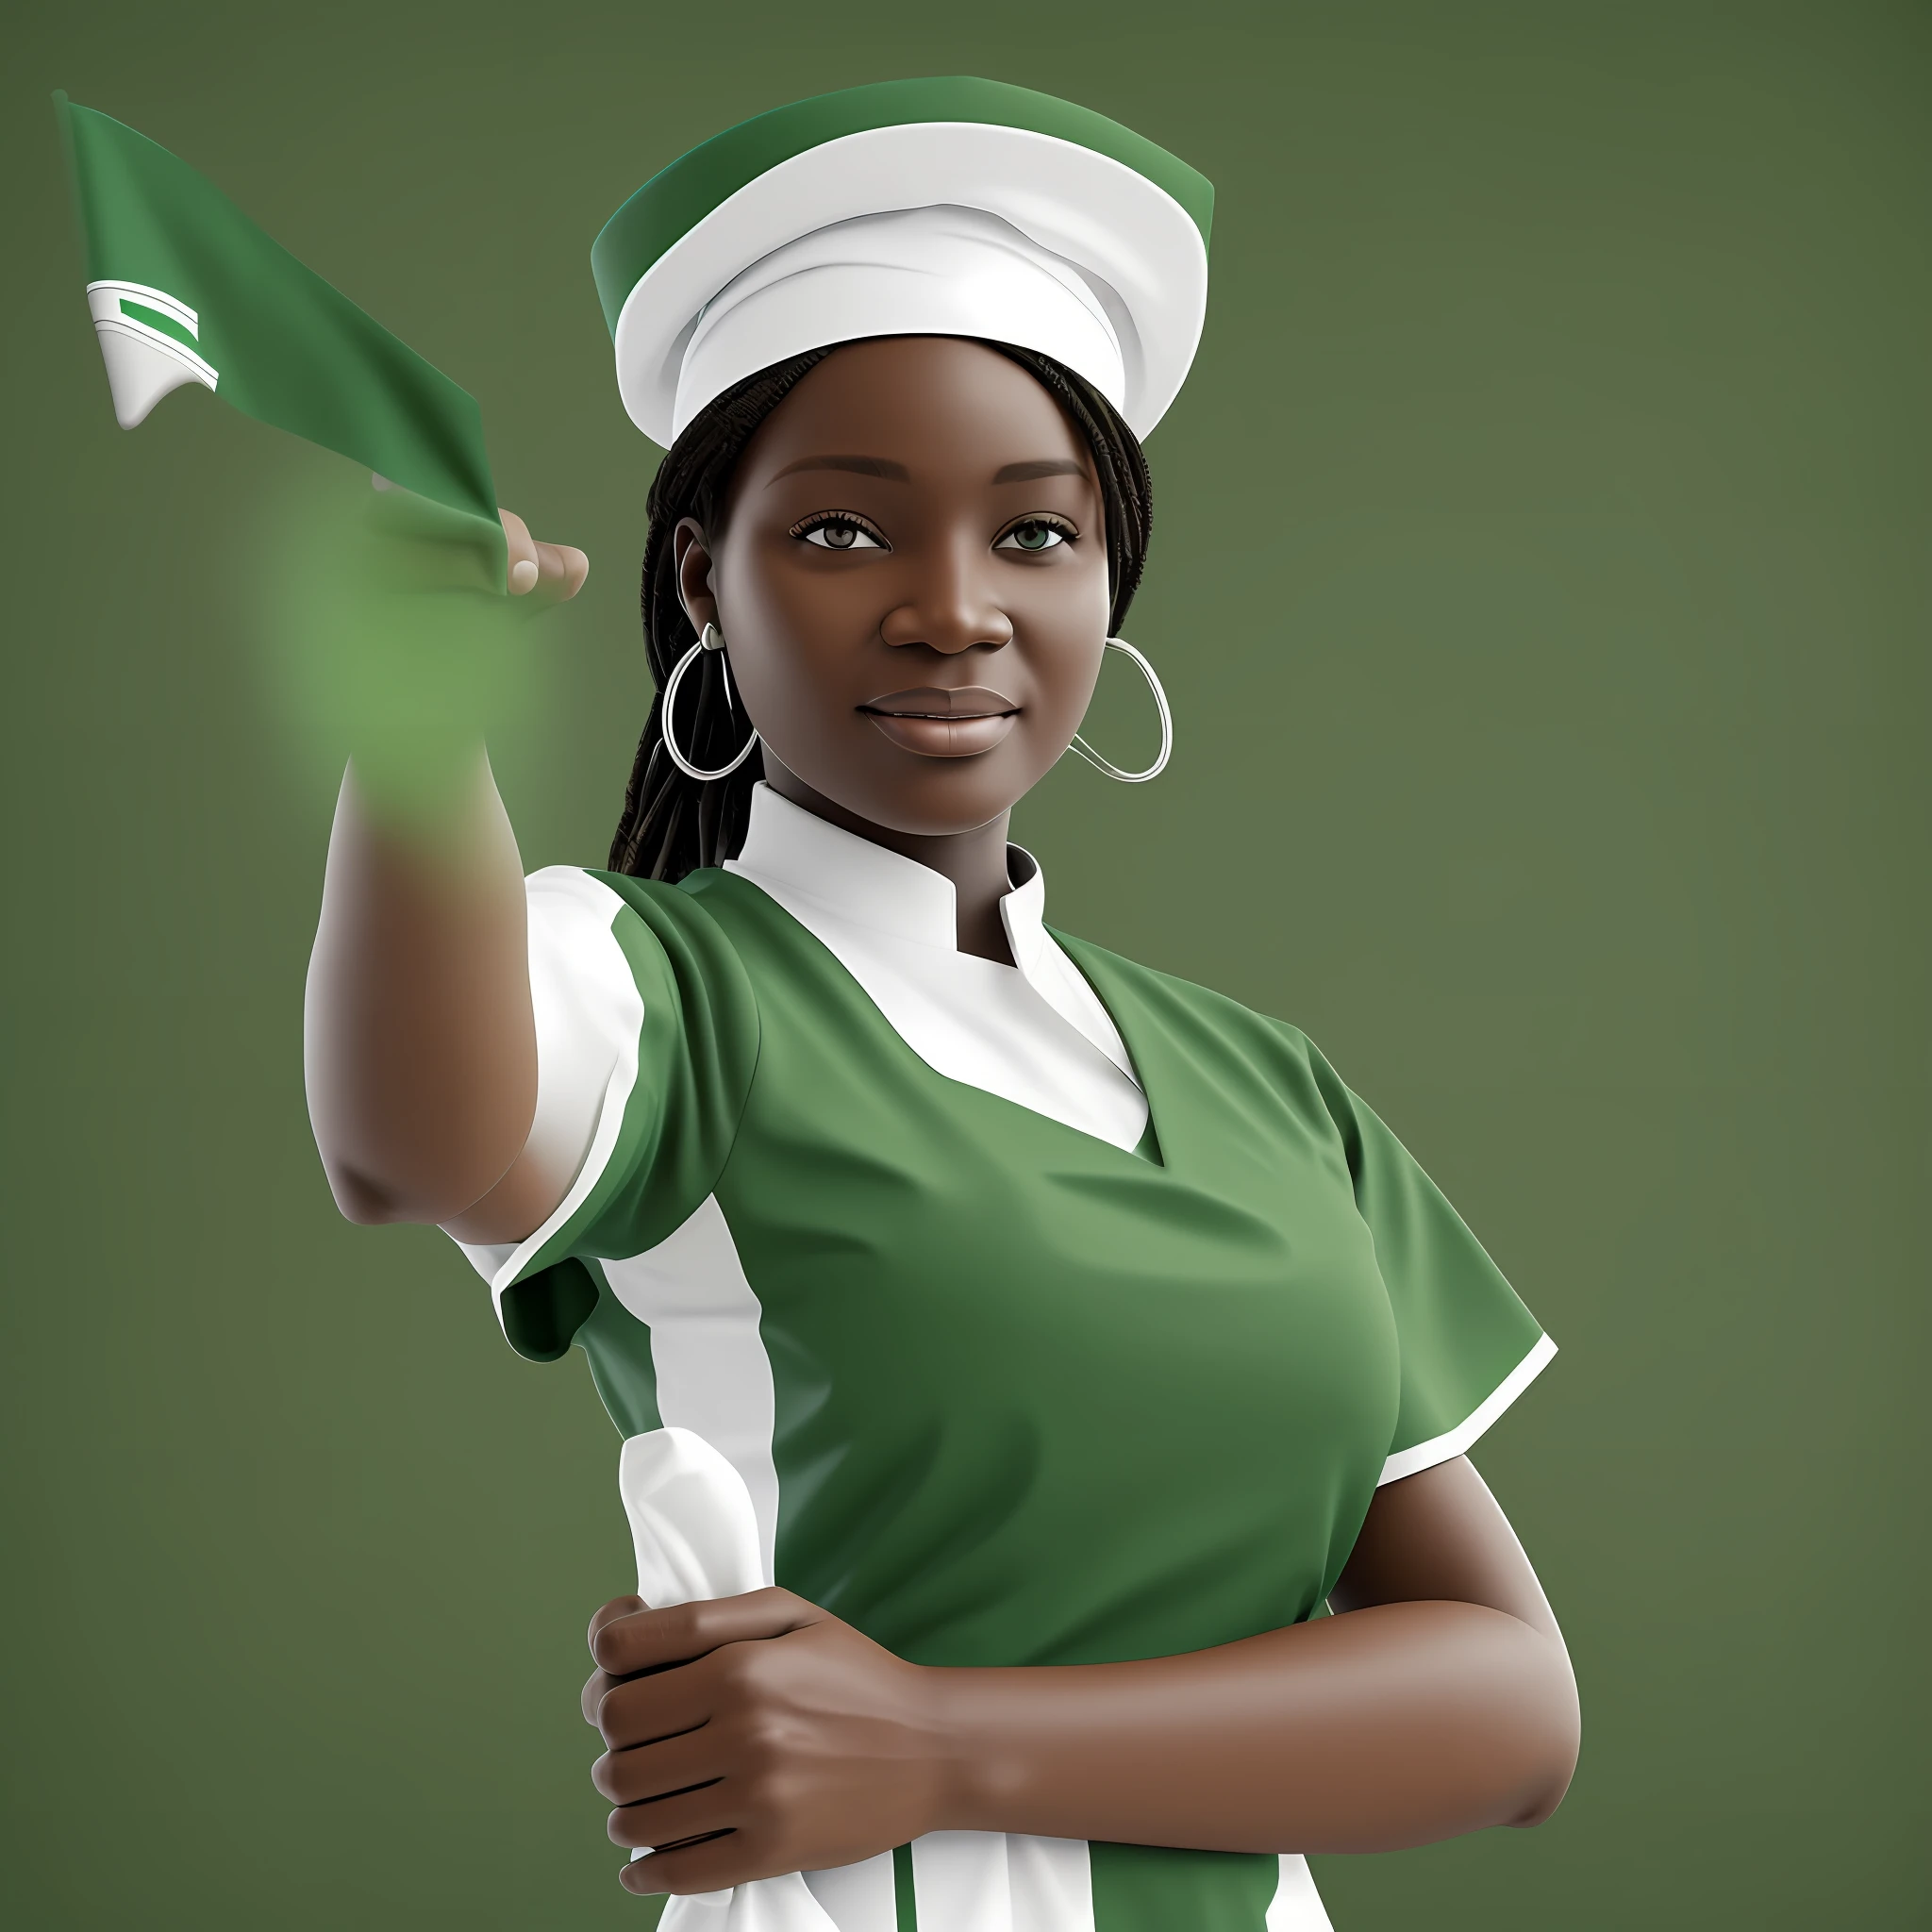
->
[530,861,724,927]
[524,865,762,1053]
[526,864,751,962]
[1050,926,1318,1058]
[1050,928,1351,1130]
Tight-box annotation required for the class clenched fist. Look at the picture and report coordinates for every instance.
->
[582,1589,950,1897]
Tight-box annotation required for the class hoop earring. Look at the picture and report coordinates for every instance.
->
[1067,637,1173,783]
[660,621,761,781]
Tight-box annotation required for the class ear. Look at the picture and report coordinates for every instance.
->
[673,518,718,635]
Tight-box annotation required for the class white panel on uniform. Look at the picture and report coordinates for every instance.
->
[606,1195,783,1587]
[910,1831,1096,1932]
[1265,1854,1335,1931]
[801,1853,898,1932]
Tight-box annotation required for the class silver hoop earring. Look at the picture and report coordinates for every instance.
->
[1067,637,1173,783]
[661,621,761,781]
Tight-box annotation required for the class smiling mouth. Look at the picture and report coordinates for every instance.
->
[858,686,1021,758]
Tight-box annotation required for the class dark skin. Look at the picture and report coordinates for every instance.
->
[304,336,1579,1895]
[674,338,1117,965]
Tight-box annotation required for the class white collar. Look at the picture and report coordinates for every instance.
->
[724,782,1050,974]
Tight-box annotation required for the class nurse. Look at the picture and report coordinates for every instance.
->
[305,78,1578,1932]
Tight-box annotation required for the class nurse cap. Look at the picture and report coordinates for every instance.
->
[591,77,1213,447]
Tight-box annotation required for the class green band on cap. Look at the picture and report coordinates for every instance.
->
[591,76,1214,339]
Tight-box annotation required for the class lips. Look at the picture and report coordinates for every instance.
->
[858,685,1020,758]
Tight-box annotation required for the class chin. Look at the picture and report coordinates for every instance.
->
[774,727,1056,838]
[833,756,1042,839]
[849,777,1028,839]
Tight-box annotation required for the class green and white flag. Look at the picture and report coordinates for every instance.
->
[56,92,506,586]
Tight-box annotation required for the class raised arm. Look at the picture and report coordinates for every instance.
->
[584,1455,1579,1891]
[303,508,588,1238]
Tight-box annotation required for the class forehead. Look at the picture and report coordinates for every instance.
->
[737,337,1094,483]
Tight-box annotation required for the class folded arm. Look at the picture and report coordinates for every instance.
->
[587,1454,1580,1894]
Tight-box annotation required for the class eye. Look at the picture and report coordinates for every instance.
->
[793,513,889,551]
[995,517,1074,553]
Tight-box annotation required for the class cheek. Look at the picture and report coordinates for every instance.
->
[705,533,1115,808]
[1030,641,1108,751]
[1017,568,1113,713]
[709,547,859,695]
[718,540,824,632]
[1025,543,1114,640]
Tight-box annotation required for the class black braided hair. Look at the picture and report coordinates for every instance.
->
[608,341,1155,883]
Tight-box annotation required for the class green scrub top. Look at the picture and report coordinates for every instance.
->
[486,863,1550,1932]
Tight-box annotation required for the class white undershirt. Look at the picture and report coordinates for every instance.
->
[723,783,1149,1153]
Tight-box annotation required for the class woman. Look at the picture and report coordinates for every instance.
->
[306,78,1578,1932]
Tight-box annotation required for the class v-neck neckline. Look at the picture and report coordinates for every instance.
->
[696,870,1168,1171]
[1048,930,1171,1172]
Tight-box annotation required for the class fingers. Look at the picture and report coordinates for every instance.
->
[551,541,591,599]
[585,1596,652,1725]
[499,508,539,593]
[584,1586,833,1895]
[594,1651,720,1751]
[498,507,590,601]
[588,1595,644,1654]
[621,1825,784,1898]
[524,536,589,598]
[592,1589,820,1681]
[583,1667,622,1727]
[608,1776,738,1851]
[595,1724,724,1810]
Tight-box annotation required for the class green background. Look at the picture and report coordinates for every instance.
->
[3,2,1925,1925]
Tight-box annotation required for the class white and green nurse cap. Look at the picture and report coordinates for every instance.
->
[591,76,1213,447]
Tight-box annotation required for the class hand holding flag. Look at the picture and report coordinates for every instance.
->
[493,503,591,603]
[57,93,589,825]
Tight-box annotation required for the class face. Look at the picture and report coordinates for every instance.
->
[675,336,1113,838]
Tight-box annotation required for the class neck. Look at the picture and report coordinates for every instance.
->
[762,763,1016,965]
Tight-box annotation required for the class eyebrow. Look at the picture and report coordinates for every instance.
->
[992,458,1091,483]
[770,454,910,482]
[768,454,1093,486]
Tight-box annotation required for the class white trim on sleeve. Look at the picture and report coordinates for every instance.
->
[447,868,643,1320]
[1376,1333,1557,1487]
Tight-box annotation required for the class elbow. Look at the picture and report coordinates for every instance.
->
[1505,1636,1581,1829]
[313,1143,511,1228]
[301,925,539,1231]
[1507,1756,1577,1830]
[317,1155,410,1226]
[304,1039,535,1228]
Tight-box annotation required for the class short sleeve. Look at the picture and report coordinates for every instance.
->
[1305,1041,1555,1485]
[450,867,759,1362]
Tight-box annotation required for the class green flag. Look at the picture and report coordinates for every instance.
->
[57,92,506,585]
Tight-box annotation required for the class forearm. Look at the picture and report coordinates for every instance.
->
[304,754,537,1224]
[924,1600,1579,1854]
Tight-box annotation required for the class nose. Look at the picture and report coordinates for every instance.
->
[879,539,1013,656]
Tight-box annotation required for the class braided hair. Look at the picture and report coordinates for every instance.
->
[608,341,1155,884]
